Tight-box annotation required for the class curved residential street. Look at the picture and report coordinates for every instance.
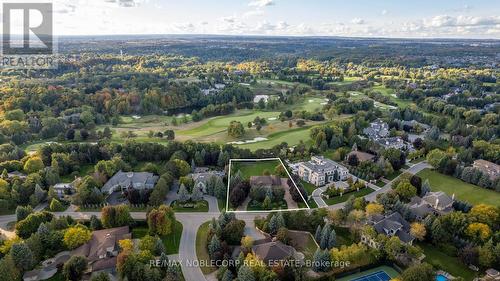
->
[0,161,431,281]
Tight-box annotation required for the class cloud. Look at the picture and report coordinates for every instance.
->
[351,18,365,25]
[102,0,145,7]
[172,22,195,32]
[220,16,236,23]
[425,15,500,27]
[381,10,387,16]
[243,9,265,18]
[248,0,275,8]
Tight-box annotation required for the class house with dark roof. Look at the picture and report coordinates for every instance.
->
[101,171,158,195]
[189,169,225,193]
[251,240,304,264]
[407,191,455,220]
[361,212,414,249]
[72,226,131,276]
[295,156,348,186]
[250,175,282,187]
[374,137,407,150]
[363,119,389,139]
[399,119,430,132]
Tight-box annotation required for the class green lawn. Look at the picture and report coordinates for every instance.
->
[60,164,94,182]
[178,110,280,137]
[131,226,149,238]
[385,170,403,181]
[418,242,477,281]
[417,169,500,207]
[218,198,227,212]
[235,124,313,150]
[231,159,282,179]
[132,220,183,254]
[298,198,317,209]
[163,220,183,254]
[324,187,375,205]
[372,84,414,108]
[196,221,217,274]
[170,200,209,212]
[334,226,355,246]
[298,97,328,112]
[300,180,317,195]
[410,157,425,164]
[290,231,318,262]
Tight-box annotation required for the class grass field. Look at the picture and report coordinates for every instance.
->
[324,187,375,205]
[301,180,317,195]
[417,169,500,207]
[417,242,477,281]
[327,76,362,86]
[231,159,282,179]
[196,221,217,274]
[372,84,415,108]
[25,97,342,152]
[132,220,183,254]
[235,125,314,150]
[334,226,355,246]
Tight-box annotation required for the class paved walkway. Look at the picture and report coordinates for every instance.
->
[282,179,298,209]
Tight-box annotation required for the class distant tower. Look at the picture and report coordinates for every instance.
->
[120,50,123,58]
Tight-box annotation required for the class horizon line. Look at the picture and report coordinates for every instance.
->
[2,33,500,41]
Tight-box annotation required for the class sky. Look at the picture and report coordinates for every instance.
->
[2,0,500,38]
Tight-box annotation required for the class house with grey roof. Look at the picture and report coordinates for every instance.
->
[189,169,225,193]
[101,171,158,195]
[374,137,408,150]
[72,226,131,277]
[399,119,430,132]
[407,191,454,220]
[252,240,303,264]
[295,156,348,186]
[363,119,389,139]
[361,212,414,249]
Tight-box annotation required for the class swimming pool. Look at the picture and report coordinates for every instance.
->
[436,274,448,281]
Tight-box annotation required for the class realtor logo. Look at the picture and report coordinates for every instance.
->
[2,3,53,55]
[1,2,56,69]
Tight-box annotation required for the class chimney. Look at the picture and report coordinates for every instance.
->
[452,193,455,200]
[435,198,439,209]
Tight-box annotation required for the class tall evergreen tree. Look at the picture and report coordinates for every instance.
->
[314,225,322,242]
[319,224,330,250]
[328,229,337,249]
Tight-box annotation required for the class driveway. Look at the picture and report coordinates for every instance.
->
[311,186,327,208]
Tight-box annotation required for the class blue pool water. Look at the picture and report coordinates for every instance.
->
[436,274,448,281]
